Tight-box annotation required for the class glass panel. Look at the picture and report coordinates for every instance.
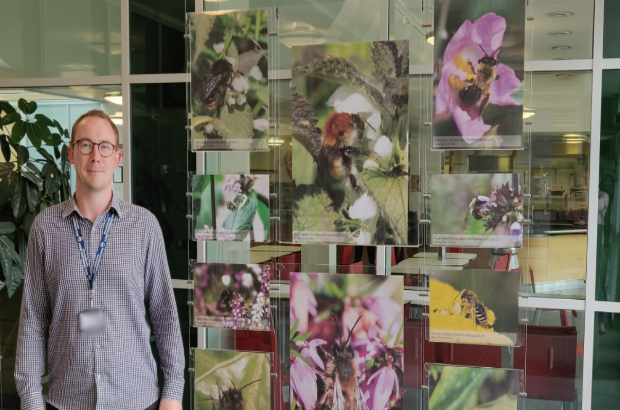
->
[0,0,121,79]
[131,82,196,279]
[604,0,620,58]
[130,0,194,74]
[592,310,620,409]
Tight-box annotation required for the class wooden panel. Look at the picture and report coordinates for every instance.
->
[547,234,587,281]
[528,258,549,284]
[517,236,549,260]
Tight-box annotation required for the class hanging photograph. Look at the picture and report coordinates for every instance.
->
[429,269,519,346]
[428,364,519,410]
[290,40,410,245]
[189,10,269,151]
[191,174,270,242]
[431,173,523,248]
[193,262,271,331]
[289,272,404,410]
[432,0,525,149]
[194,349,271,410]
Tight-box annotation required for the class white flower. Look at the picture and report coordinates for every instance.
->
[237,94,246,105]
[213,42,225,54]
[222,274,231,286]
[365,112,381,141]
[363,159,380,171]
[356,227,372,245]
[205,123,214,133]
[225,56,237,69]
[242,272,254,288]
[249,65,263,81]
[231,74,250,93]
[327,85,380,115]
[373,135,393,169]
[348,193,377,221]
[253,119,269,131]
[228,96,236,105]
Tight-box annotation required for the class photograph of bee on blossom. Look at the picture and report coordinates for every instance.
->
[431,173,524,248]
[429,269,520,346]
[193,262,271,331]
[289,272,404,410]
[290,40,409,245]
[192,174,270,242]
[432,0,525,150]
[189,9,269,151]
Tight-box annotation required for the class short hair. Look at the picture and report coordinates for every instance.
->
[70,110,119,146]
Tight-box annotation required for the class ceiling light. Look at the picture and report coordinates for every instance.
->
[552,46,571,50]
[548,12,574,18]
[548,31,571,36]
[553,58,569,60]
[523,108,535,119]
[111,118,123,125]
[427,31,435,45]
[104,92,122,105]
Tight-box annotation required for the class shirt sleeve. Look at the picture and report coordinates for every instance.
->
[15,219,50,410]
[144,216,185,402]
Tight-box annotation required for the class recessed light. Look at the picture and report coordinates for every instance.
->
[553,58,569,60]
[548,31,571,36]
[104,92,122,105]
[548,12,574,18]
[552,46,571,50]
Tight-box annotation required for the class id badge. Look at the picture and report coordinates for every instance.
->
[78,309,107,336]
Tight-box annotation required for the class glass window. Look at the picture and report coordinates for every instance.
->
[592,310,620,409]
[603,0,620,58]
[0,0,121,79]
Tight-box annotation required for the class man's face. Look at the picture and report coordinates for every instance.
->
[68,116,122,194]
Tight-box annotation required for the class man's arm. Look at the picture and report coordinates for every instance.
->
[15,221,50,410]
[144,217,185,406]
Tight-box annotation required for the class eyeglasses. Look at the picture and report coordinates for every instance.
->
[72,139,117,157]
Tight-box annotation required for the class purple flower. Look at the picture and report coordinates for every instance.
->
[290,275,317,334]
[362,295,402,343]
[510,221,522,244]
[435,12,521,143]
[299,339,327,371]
[290,354,317,410]
[367,357,399,410]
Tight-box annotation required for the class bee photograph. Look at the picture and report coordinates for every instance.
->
[432,0,525,150]
[429,364,519,410]
[193,262,271,331]
[189,10,269,151]
[194,349,270,410]
[192,174,270,242]
[431,173,524,248]
[290,40,409,245]
[429,269,519,346]
[289,272,404,410]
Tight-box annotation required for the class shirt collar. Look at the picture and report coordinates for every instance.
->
[61,193,124,220]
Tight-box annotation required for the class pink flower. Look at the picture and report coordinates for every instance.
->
[363,295,402,343]
[290,275,318,333]
[435,12,521,143]
[299,339,327,371]
[290,354,317,410]
[367,357,399,410]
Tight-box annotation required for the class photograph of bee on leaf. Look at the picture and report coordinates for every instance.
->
[291,40,409,245]
[289,272,404,410]
[190,9,269,151]
[0,99,71,298]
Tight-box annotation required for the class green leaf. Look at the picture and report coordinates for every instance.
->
[212,104,254,140]
[38,147,55,162]
[290,318,299,340]
[384,322,393,344]
[51,133,63,147]
[35,114,55,127]
[11,119,27,144]
[18,98,37,115]
[0,161,14,178]
[26,120,52,148]
[0,235,21,265]
[428,366,490,410]
[290,394,297,410]
[293,331,312,343]
[17,144,29,164]
[393,323,404,346]
[0,238,15,290]
[7,264,24,298]
[0,112,21,127]
[290,350,313,368]
[293,191,339,233]
[61,145,70,174]
[21,168,43,191]
[11,179,27,219]
[25,181,39,212]
[313,308,333,323]
[23,211,36,236]
[54,145,60,159]
[53,119,64,134]
[0,134,11,161]
[0,222,16,235]
[364,358,375,370]
[359,170,408,245]
[222,193,257,240]
[255,191,270,237]
[0,172,17,208]
[0,101,16,114]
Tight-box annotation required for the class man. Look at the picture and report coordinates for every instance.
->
[15,110,184,410]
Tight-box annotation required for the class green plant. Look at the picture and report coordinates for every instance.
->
[0,99,71,297]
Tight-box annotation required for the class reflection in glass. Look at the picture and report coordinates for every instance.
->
[592,311,620,409]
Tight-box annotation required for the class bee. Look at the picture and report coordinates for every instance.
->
[316,314,369,410]
[464,195,490,222]
[195,58,235,119]
[208,378,262,410]
[226,202,237,211]
[216,289,234,313]
[459,45,501,117]
[455,289,489,329]
[317,112,372,194]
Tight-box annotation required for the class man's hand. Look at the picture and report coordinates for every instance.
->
[159,398,182,410]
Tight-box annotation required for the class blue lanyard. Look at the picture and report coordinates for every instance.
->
[71,212,115,291]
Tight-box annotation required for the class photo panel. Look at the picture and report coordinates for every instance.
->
[191,174,270,242]
[189,10,270,151]
[290,40,410,245]
[432,0,525,150]
[428,364,520,410]
[429,269,520,346]
[193,262,271,331]
[431,173,523,248]
[289,272,404,410]
[194,349,271,410]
